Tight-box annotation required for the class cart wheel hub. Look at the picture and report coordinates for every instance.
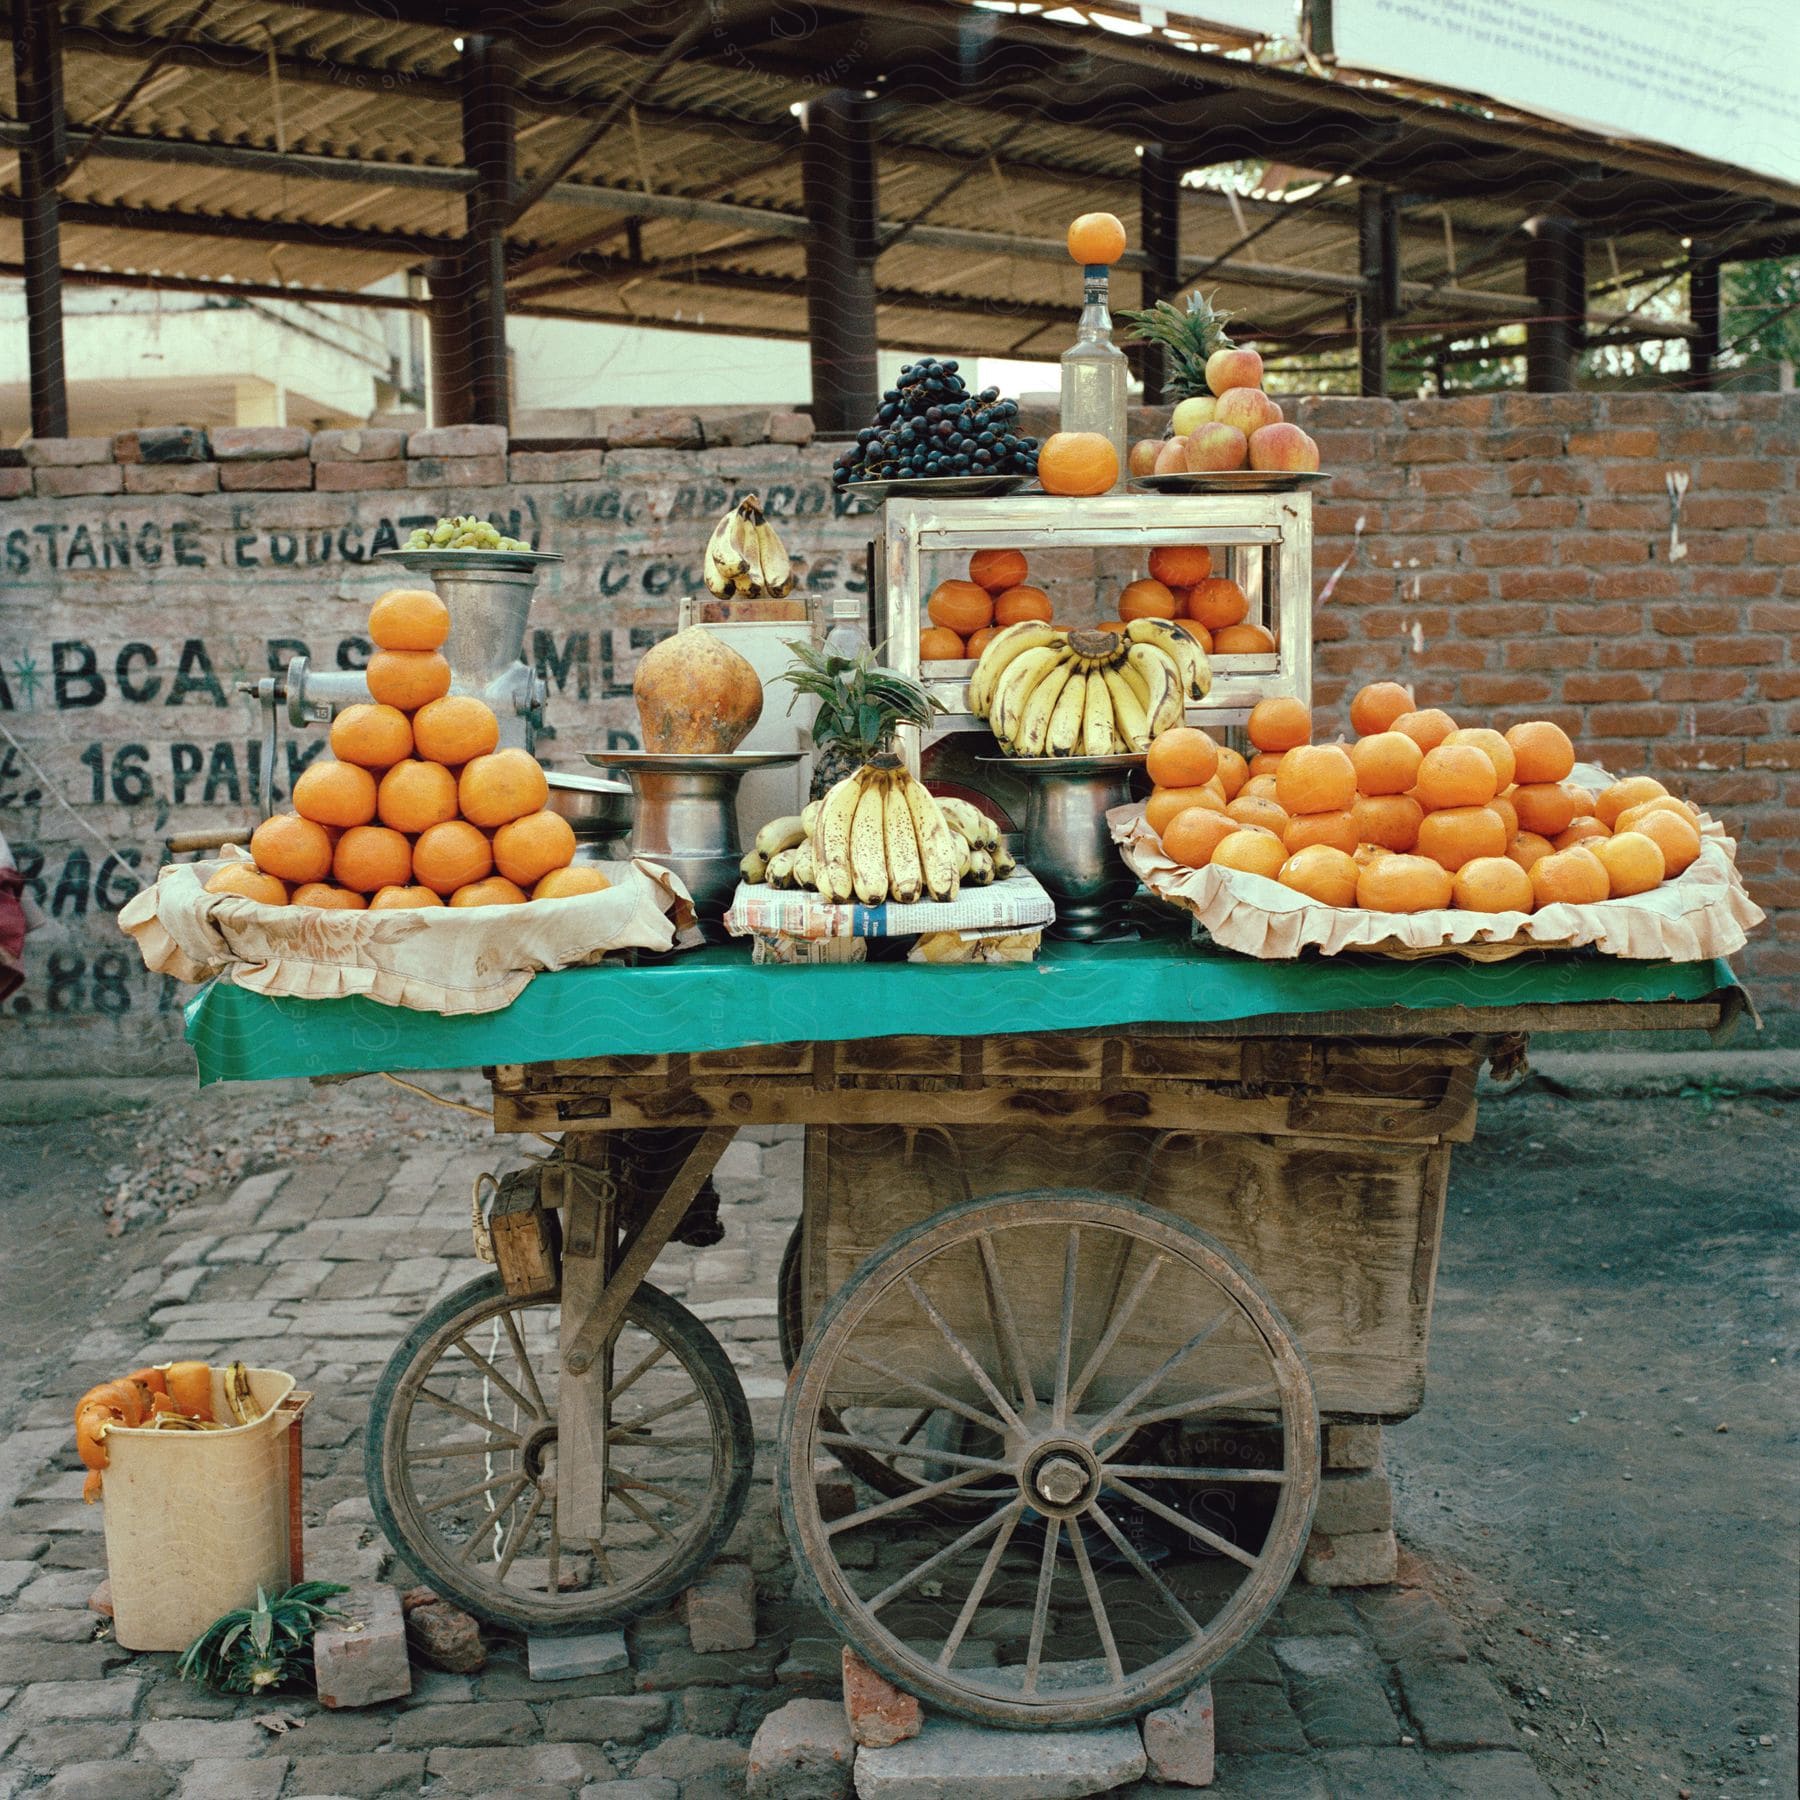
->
[1023,1443,1099,1515]
[521,1422,558,1485]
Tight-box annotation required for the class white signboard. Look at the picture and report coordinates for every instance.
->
[1133,3,1300,40]
[1330,0,1800,186]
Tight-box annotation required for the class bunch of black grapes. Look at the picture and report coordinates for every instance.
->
[833,358,1040,489]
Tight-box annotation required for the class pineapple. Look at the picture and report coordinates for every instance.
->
[1118,288,1236,402]
[179,1582,347,1694]
[777,640,940,800]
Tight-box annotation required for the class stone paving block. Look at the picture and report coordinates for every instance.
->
[1395,1659,1520,1752]
[681,1686,741,1733]
[176,1758,286,1800]
[1267,1586,1358,1636]
[16,1676,141,1718]
[685,1558,756,1652]
[635,1641,780,1689]
[1324,1424,1383,1470]
[593,1782,679,1800]
[1301,1527,1397,1588]
[43,1767,176,1800]
[13,1721,120,1768]
[1432,1750,1554,1796]
[853,1716,1148,1798]
[0,1560,36,1598]
[389,1700,535,1746]
[1288,1667,1402,1749]
[314,1584,411,1709]
[843,1645,921,1748]
[747,1696,855,1797]
[135,1717,273,1761]
[12,1568,107,1609]
[1313,1747,1450,1796]
[544,1693,670,1743]
[1353,1589,1469,1664]
[527,1628,629,1681]
[1213,1681,1308,1756]
[427,1743,613,1790]
[283,1751,427,1795]
[1143,1682,1214,1787]
[633,1730,752,1785]
[1312,1467,1395,1537]
[778,1635,846,1691]
[1208,1757,1331,1797]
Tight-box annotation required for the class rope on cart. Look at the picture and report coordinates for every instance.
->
[379,1071,560,1146]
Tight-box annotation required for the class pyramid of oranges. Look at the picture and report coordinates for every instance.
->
[1144,680,1705,916]
[204,588,610,913]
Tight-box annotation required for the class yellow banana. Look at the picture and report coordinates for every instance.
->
[754,814,806,858]
[753,519,793,597]
[224,1362,259,1426]
[883,777,924,904]
[792,842,816,890]
[816,772,863,903]
[739,848,767,883]
[991,646,1065,747]
[766,845,800,887]
[968,622,1061,717]
[1082,670,1117,755]
[849,777,890,904]
[903,775,963,902]
[1127,642,1185,737]
[1125,617,1210,701]
[1047,672,1088,756]
[966,847,996,885]
[1104,666,1152,752]
[1015,654,1077,756]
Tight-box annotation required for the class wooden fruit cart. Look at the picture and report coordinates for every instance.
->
[184,939,1744,1729]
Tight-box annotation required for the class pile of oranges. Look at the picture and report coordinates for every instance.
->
[204,587,611,912]
[1144,680,1705,916]
[922,544,1274,663]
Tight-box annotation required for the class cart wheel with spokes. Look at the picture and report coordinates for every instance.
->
[368,1272,754,1633]
[779,1191,1320,1727]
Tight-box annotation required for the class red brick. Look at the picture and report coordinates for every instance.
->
[1701,568,1780,597]
[1681,533,1750,564]
[1482,428,1563,460]
[1660,671,1748,702]
[407,455,507,487]
[21,435,112,466]
[1697,458,1784,491]
[219,457,312,491]
[1662,425,1759,456]
[1689,704,1771,736]
[1347,606,1452,639]
[1325,573,1402,606]
[1582,500,1664,532]
[312,427,405,462]
[1410,464,1504,496]
[1555,534,1651,567]
[1592,568,1680,601]
[316,460,409,493]
[1499,394,1593,426]
[1386,500,1484,534]
[1498,568,1589,601]
[123,463,219,494]
[1307,428,1380,464]
[1414,572,1491,603]
[1294,397,1396,430]
[1598,639,1684,670]
[510,449,606,483]
[406,424,507,459]
[1649,741,1747,772]
[1393,430,1475,464]
[1758,671,1800,698]
[33,465,123,496]
[1510,461,1592,497]
[1313,611,1351,642]
[1747,743,1800,770]
[1565,673,1650,703]
[770,411,814,446]
[1458,673,1555,706]
[1504,637,1591,670]
[1465,532,1554,566]
[1698,635,1781,666]
[213,424,310,460]
[1581,739,1653,774]
[1567,428,1659,458]
[1685,496,1769,529]
[1363,536,1458,567]
[1411,640,1488,671]
[1602,461,1679,495]
[1649,602,1739,634]
[0,468,32,499]
[1456,603,1544,637]
[1315,503,1378,535]
[1490,498,1583,530]
[1748,602,1800,632]
[1587,703,1681,736]
[1552,602,1638,634]
[1404,395,1497,428]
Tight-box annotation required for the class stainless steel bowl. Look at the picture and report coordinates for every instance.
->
[546,771,633,865]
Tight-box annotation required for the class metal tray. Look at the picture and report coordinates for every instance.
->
[1129,470,1332,494]
[835,474,1032,507]
[374,547,563,571]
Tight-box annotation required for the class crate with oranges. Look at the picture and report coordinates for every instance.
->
[1117,682,1762,960]
[204,587,610,913]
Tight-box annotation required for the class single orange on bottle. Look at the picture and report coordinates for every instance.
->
[1183,577,1250,631]
[1119,578,1178,621]
[412,694,500,765]
[368,884,445,910]
[367,587,450,651]
[1148,546,1211,588]
[1349,681,1415,737]
[1452,856,1535,914]
[333,824,412,894]
[1415,743,1499,811]
[366,649,452,711]
[1283,809,1359,856]
[1248,695,1311,753]
[1590,831,1666,897]
[969,548,1028,593]
[1276,743,1356,816]
[1596,775,1667,829]
[1442,726,1516,791]
[1213,745,1250,800]
[250,813,333,885]
[1356,853,1452,913]
[378,759,459,834]
[1279,844,1360,907]
[1352,793,1423,852]
[460,748,549,829]
[413,819,493,895]
[920,626,966,662]
[533,866,613,900]
[291,881,366,910]
[1510,781,1581,837]
[1037,431,1118,496]
[1507,831,1555,872]
[1415,805,1507,872]
[993,585,1053,627]
[1146,726,1219,790]
[1390,707,1458,752]
[927,579,993,636]
[450,875,529,908]
[1632,807,1701,876]
[1212,622,1276,653]
[1162,808,1239,870]
[1066,211,1127,265]
[493,810,579,886]
[1349,730,1422,797]
[293,760,378,829]
[1530,845,1609,907]
[205,863,289,906]
[1505,720,1575,785]
[1211,827,1287,880]
[330,702,413,770]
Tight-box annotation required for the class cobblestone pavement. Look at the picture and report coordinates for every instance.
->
[0,1078,1639,1798]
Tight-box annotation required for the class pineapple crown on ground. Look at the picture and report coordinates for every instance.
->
[1118,288,1238,402]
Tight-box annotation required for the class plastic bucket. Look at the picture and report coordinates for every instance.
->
[100,1367,300,1652]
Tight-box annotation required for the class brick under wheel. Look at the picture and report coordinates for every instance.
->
[367,1272,753,1633]
[779,1191,1321,1727]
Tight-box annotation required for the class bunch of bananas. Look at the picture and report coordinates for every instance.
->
[968,618,1211,757]
[703,494,795,599]
[742,768,1014,903]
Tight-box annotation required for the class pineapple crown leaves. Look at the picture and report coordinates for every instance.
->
[179,1581,349,1694]
[776,638,941,753]
[1118,288,1238,402]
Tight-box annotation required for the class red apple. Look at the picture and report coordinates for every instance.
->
[1205,346,1264,396]
[1184,423,1249,472]
[1153,437,1190,475]
[1266,399,1284,423]
[1213,386,1277,435]
[1247,422,1320,472]
[1128,438,1163,476]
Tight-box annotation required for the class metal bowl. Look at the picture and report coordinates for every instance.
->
[545,770,632,835]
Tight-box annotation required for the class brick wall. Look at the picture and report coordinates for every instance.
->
[0,392,1792,1074]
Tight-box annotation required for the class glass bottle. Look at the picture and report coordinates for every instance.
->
[1059,263,1129,492]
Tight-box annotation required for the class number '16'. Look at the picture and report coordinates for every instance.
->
[79,743,152,805]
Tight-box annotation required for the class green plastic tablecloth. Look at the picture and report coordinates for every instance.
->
[184,934,1737,1086]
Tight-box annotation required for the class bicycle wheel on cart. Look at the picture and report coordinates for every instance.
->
[780,1191,1320,1727]
[368,1272,754,1633]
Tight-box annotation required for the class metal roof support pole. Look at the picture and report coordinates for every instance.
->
[1357,185,1398,399]
[1524,216,1585,393]
[426,257,477,428]
[1135,147,1182,403]
[800,92,879,437]
[462,34,517,428]
[1687,253,1720,391]
[12,0,68,440]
